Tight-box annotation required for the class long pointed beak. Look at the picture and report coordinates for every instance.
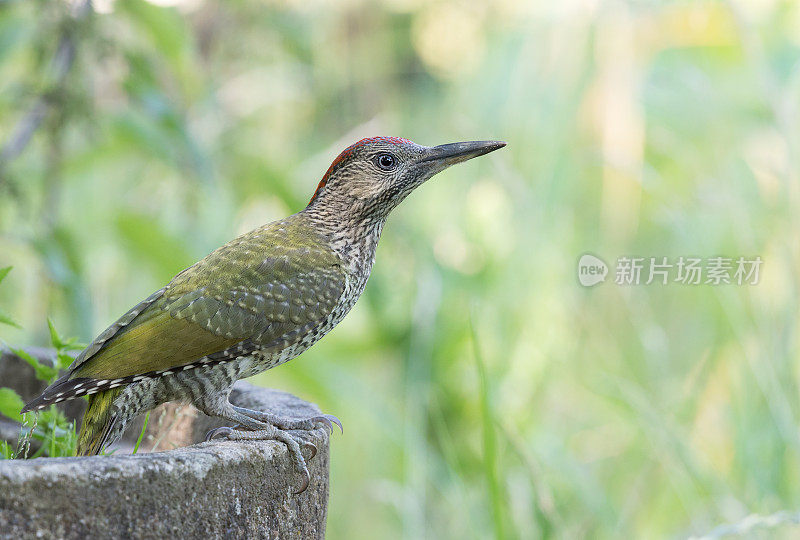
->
[418,140,506,166]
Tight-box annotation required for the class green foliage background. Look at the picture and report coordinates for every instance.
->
[1,0,799,537]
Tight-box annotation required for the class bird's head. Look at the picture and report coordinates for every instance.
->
[306,136,505,224]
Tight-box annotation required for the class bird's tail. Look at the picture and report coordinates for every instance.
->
[76,388,122,456]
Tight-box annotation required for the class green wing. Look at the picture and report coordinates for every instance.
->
[71,215,344,380]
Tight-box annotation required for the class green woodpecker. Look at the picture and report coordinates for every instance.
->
[23,136,506,492]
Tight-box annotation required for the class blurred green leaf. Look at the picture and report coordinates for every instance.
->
[0,387,24,423]
[10,346,58,384]
[56,352,75,370]
[0,310,22,329]
[47,318,85,352]
[0,440,14,459]
[47,317,65,349]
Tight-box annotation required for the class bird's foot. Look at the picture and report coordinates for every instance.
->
[201,402,342,494]
[205,424,318,494]
[231,405,343,434]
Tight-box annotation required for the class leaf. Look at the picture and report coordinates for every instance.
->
[57,352,75,371]
[47,320,86,354]
[0,310,22,329]
[0,266,11,284]
[48,318,66,349]
[10,346,59,383]
[0,387,24,423]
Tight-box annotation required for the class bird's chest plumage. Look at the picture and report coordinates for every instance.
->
[237,222,381,377]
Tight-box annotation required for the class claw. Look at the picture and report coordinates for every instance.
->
[325,414,343,434]
[205,426,234,442]
[303,440,317,460]
[311,414,343,434]
[293,467,310,495]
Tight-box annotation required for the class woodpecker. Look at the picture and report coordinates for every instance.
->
[23,137,506,492]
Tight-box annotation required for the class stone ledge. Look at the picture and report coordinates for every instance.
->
[0,379,329,539]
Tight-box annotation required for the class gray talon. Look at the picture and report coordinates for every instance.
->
[303,441,317,460]
[294,467,310,495]
[312,416,333,433]
[326,414,343,434]
[206,426,234,441]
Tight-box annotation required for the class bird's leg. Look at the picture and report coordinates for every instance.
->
[197,395,317,493]
[231,405,343,434]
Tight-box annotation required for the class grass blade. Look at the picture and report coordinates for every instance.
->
[132,411,150,455]
[470,314,506,540]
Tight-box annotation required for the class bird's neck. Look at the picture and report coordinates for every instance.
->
[301,204,386,278]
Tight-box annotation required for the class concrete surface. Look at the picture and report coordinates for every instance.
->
[0,348,329,539]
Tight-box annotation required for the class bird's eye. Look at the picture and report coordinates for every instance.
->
[376,153,397,171]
